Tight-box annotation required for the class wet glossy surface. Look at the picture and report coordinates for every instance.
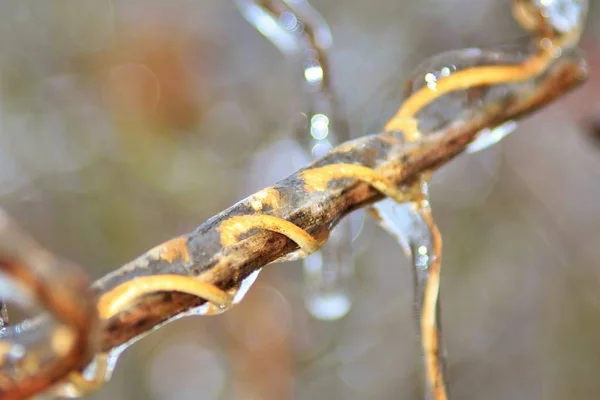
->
[0,1,590,398]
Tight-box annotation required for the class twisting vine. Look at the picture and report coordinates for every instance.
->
[0,1,589,399]
[236,0,357,321]
[375,1,588,398]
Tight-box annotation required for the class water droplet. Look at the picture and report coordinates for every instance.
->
[232,269,262,305]
[467,120,518,153]
[279,11,299,32]
[304,59,324,84]
[401,45,532,135]
[194,269,263,316]
[48,270,264,397]
[234,0,300,55]
[370,200,420,255]
[304,290,352,321]
[238,0,355,320]
[303,220,354,321]
[310,113,330,140]
[371,183,435,326]
[536,0,588,34]
[311,140,333,158]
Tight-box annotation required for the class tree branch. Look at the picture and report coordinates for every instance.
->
[89,53,586,353]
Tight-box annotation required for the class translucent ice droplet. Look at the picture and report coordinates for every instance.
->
[48,270,264,397]
[232,268,262,305]
[303,221,353,321]
[237,0,355,320]
[48,345,126,398]
[370,182,436,331]
[304,290,352,321]
[304,59,324,84]
[371,188,447,397]
[398,46,537,153]
[282,0,333,49]
[535,0,588,34]
[466,120,518,153]
[405,45,530,94]
[401,45,533,135]
[372,198,432,259]
[184,269,263,317]
[235,0,300,55]
[301,121,354,321]
[303,244,351,321]
[372,200,419,255]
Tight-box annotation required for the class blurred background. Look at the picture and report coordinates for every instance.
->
[1,1,600,399]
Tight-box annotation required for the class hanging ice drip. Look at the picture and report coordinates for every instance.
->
[370,1,587,398]
[236,0,355,320]
[374,0,589,261]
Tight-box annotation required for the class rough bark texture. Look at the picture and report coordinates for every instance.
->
[87,53,586,353]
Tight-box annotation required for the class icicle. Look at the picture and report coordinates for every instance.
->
[302,110,354,321]
[371,182,447,399]
[235,0,301,56]
[236,0,354,320]
[373,42,547,287]
[303,219,353,320]
[372,42,547,398]
[466,120,518,153]
[371,182,434,324]
[47,267,265,397]
[371,2,590,392]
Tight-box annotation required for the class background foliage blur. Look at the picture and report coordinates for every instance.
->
[1,1,600,399]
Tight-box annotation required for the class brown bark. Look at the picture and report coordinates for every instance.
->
[88,53,586,353]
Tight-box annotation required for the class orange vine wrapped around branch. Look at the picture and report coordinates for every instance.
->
[0,1,589,399]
